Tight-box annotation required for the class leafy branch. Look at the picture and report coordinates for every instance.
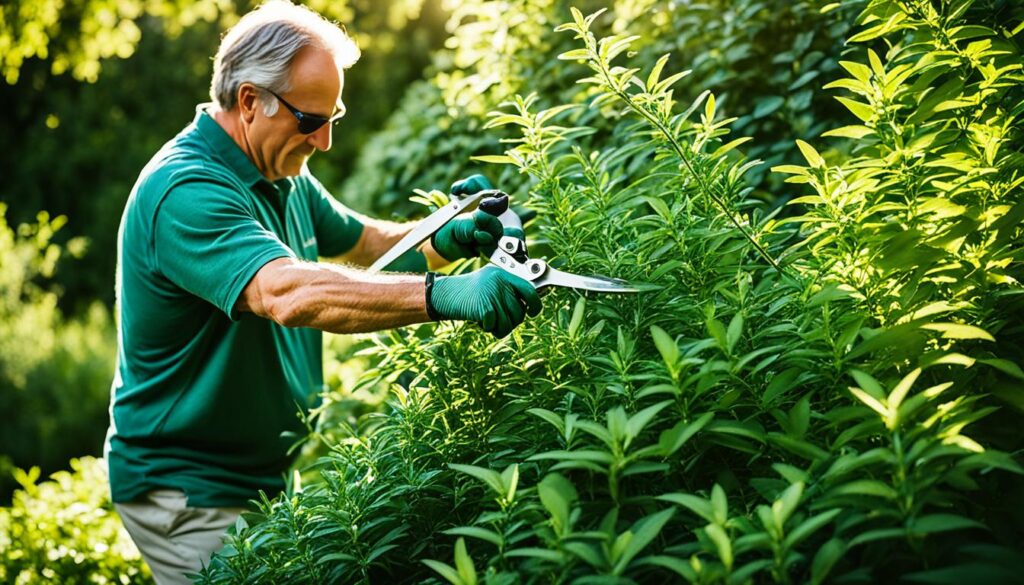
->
[555,7,786,276]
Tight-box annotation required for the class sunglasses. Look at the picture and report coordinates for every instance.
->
[259,87,346,134]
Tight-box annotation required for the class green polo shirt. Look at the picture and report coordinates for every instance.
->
[105,105,365,507]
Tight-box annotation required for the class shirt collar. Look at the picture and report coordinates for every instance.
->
[193,103,279,195]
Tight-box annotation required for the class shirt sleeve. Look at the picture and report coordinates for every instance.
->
[153,177,295,320]
[303,172,365,258]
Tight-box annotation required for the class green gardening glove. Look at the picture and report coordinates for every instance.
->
[426,266,543,338]
[450,174,494,197]
[442,174,532,257]
[430,209,504,262]
[432,174,501,261]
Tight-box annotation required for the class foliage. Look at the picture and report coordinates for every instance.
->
[199,1,1024,584]
[0,456,151,584]
[337,0,860,219]
[0,205,116,503]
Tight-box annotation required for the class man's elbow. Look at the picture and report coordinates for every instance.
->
[264,289,313,328]
[238,258,314,328]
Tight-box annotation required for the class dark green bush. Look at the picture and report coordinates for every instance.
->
[0,456,151,584]
[199,1,1024,583]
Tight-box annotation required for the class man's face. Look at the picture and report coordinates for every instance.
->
[242,45,343,181]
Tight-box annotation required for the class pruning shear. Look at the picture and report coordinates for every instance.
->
[367,189,639,294]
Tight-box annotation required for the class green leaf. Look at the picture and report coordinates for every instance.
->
[850,387,888,418]
[611,531,632,566]
[577,420,615,448]
[423,559,463,585]
[711,484,728,525]
[658,492,715,523]
[654,69,693,94]
[726,312,744,353]
[537,103,581,125]
[828,479,898,500]
[614,509,675,574]
[705,523,733,570]
[482,115,530,128]
[960,451,1024,474]
[811,538,846,585]
[789,395,811,438]
[505,548,565,562]
[921,323,995,341]
[501,464,519,504]
[644,195,672,220]
[849,369,885,400]
[822,125,874,139]
[607,407,629,443]
[558,49,591,61]
[636,555,697,579]
[650,325,679,371]
[911,514,986,535]
[974,358,1024,383]
[835,97,874,122]
[796,140,825,168]
[707,318,729,351]
[539,473,578,536]
[773,482,804,529]
[711,137,753,158]
[646,54,671,90]
[768,433,829,461]
[704,93,716,123]
[783,509,841,549]
[469,154,516,165]
[454,538,477,585]
[839,60,873,83]
[449,464,505,499]
[848,528,905,548]
[625,401,672,447]
[528,408,565,435]
[887,368,922,411]
[568,296,586,338]
[529,449,614,465]
[706,419,766,443]
[659,412,713,456]
[442,527,504,548]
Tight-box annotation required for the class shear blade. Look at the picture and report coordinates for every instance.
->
[539,266,639,293]
[368,193,484,272]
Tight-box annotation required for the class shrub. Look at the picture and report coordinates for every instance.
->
[0,456,151,584]
[338,0,859,218]
[200,1,1024,583]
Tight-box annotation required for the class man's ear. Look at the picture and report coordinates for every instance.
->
[237,83,259,124]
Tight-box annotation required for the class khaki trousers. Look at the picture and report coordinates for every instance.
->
[115,489,247,585]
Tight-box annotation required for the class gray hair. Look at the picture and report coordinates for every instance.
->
[210,0,360,114]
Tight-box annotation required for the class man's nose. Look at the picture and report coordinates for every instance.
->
[307,123,332,152]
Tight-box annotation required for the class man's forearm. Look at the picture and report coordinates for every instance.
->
[335,216,449,270]
[240,258,432,334]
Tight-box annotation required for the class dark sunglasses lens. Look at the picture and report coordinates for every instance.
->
[297,115,328,134]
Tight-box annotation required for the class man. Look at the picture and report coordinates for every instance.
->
[104,2,541,582]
